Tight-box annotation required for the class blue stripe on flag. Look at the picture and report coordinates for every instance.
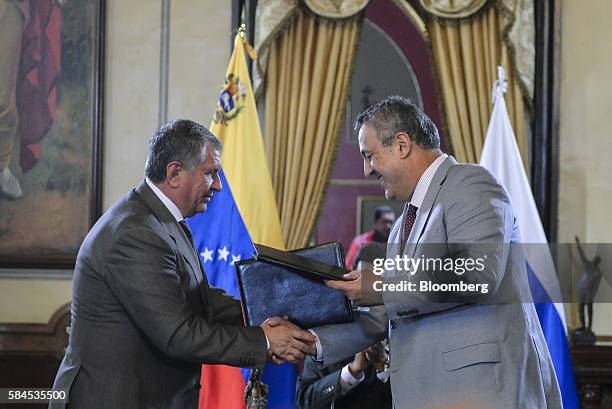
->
[187,171,299,407]
[527,263,580,409]
[262,363,298,409]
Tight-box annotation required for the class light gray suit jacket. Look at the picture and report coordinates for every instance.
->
[313,157,563,409]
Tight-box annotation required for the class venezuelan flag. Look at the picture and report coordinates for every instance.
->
[189,29,298,409]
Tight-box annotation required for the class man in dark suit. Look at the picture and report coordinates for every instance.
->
[50,119,315,409]
[296,341,391,409]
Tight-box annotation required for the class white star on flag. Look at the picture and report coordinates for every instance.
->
[230,254,241,265]
[200,248,213,263]
[217,246,230,262]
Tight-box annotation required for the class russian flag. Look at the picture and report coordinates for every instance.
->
[480,67,579,409]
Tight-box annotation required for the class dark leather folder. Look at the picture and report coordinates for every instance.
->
[235,242,353,328]
[253,243,349,280]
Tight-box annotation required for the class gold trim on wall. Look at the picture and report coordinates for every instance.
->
[597,335,612,342]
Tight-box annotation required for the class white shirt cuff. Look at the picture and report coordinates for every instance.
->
[339,364,365,393]
[376,369,390,383]
[308,329,323,361]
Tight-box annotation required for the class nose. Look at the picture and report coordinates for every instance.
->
[212,173,222,192]
[363,159,374,178]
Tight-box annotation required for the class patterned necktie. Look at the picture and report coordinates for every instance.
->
[400,204,418,253]
[179,220,196,249]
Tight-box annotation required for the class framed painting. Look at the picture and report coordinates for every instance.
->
[0,0,104,269]
[356,196,403,236]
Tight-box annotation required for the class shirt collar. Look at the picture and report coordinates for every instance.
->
[409,153,448,209]
[145,178,184,222]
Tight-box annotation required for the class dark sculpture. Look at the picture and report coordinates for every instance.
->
[572,236,603,345]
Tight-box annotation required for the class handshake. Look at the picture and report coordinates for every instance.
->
[260,317,317,364]
[257,269,378,365]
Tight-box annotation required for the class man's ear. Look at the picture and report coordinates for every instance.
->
[395,132,412,159]
[165,162,183,188]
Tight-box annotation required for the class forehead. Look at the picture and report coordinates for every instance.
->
[358,124,383,152]
[199,145,221,170]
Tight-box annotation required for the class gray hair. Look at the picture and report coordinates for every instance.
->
[144,119,222,183]
[354,95,440,149]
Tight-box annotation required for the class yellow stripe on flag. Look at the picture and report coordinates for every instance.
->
[210,34,285,250]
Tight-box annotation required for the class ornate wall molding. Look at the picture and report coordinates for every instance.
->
[0,303,70,359]
[420,0,488,18]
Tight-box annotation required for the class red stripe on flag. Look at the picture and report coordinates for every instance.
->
[199,365,247,409]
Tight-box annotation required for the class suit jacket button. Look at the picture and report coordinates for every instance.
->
[390,320,397,329]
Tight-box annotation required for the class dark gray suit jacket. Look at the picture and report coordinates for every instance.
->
[50,181,267,409]
[296,356,392,409]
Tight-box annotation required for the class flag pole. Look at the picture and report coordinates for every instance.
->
[233,25,270,409]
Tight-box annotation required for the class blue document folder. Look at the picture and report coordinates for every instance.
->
[235,242,353,328]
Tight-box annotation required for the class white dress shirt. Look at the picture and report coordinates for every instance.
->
[145,178,184,222]
[409,153,448,209]
[339,364,389,394]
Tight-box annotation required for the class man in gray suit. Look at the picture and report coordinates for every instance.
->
[316,96,562,408]
[50,119,316,409]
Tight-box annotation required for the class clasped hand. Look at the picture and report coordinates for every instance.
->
[261,316,317,364]
[349,341,388,377]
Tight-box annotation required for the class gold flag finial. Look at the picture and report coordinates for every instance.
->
[237,23,257,60]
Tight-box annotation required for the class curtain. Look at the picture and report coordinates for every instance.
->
[263,10,361,248]
[429,4,528,166]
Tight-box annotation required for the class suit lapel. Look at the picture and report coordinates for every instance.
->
[134,181,206,295]
[387,216,402,256]
[404,156,456,258]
